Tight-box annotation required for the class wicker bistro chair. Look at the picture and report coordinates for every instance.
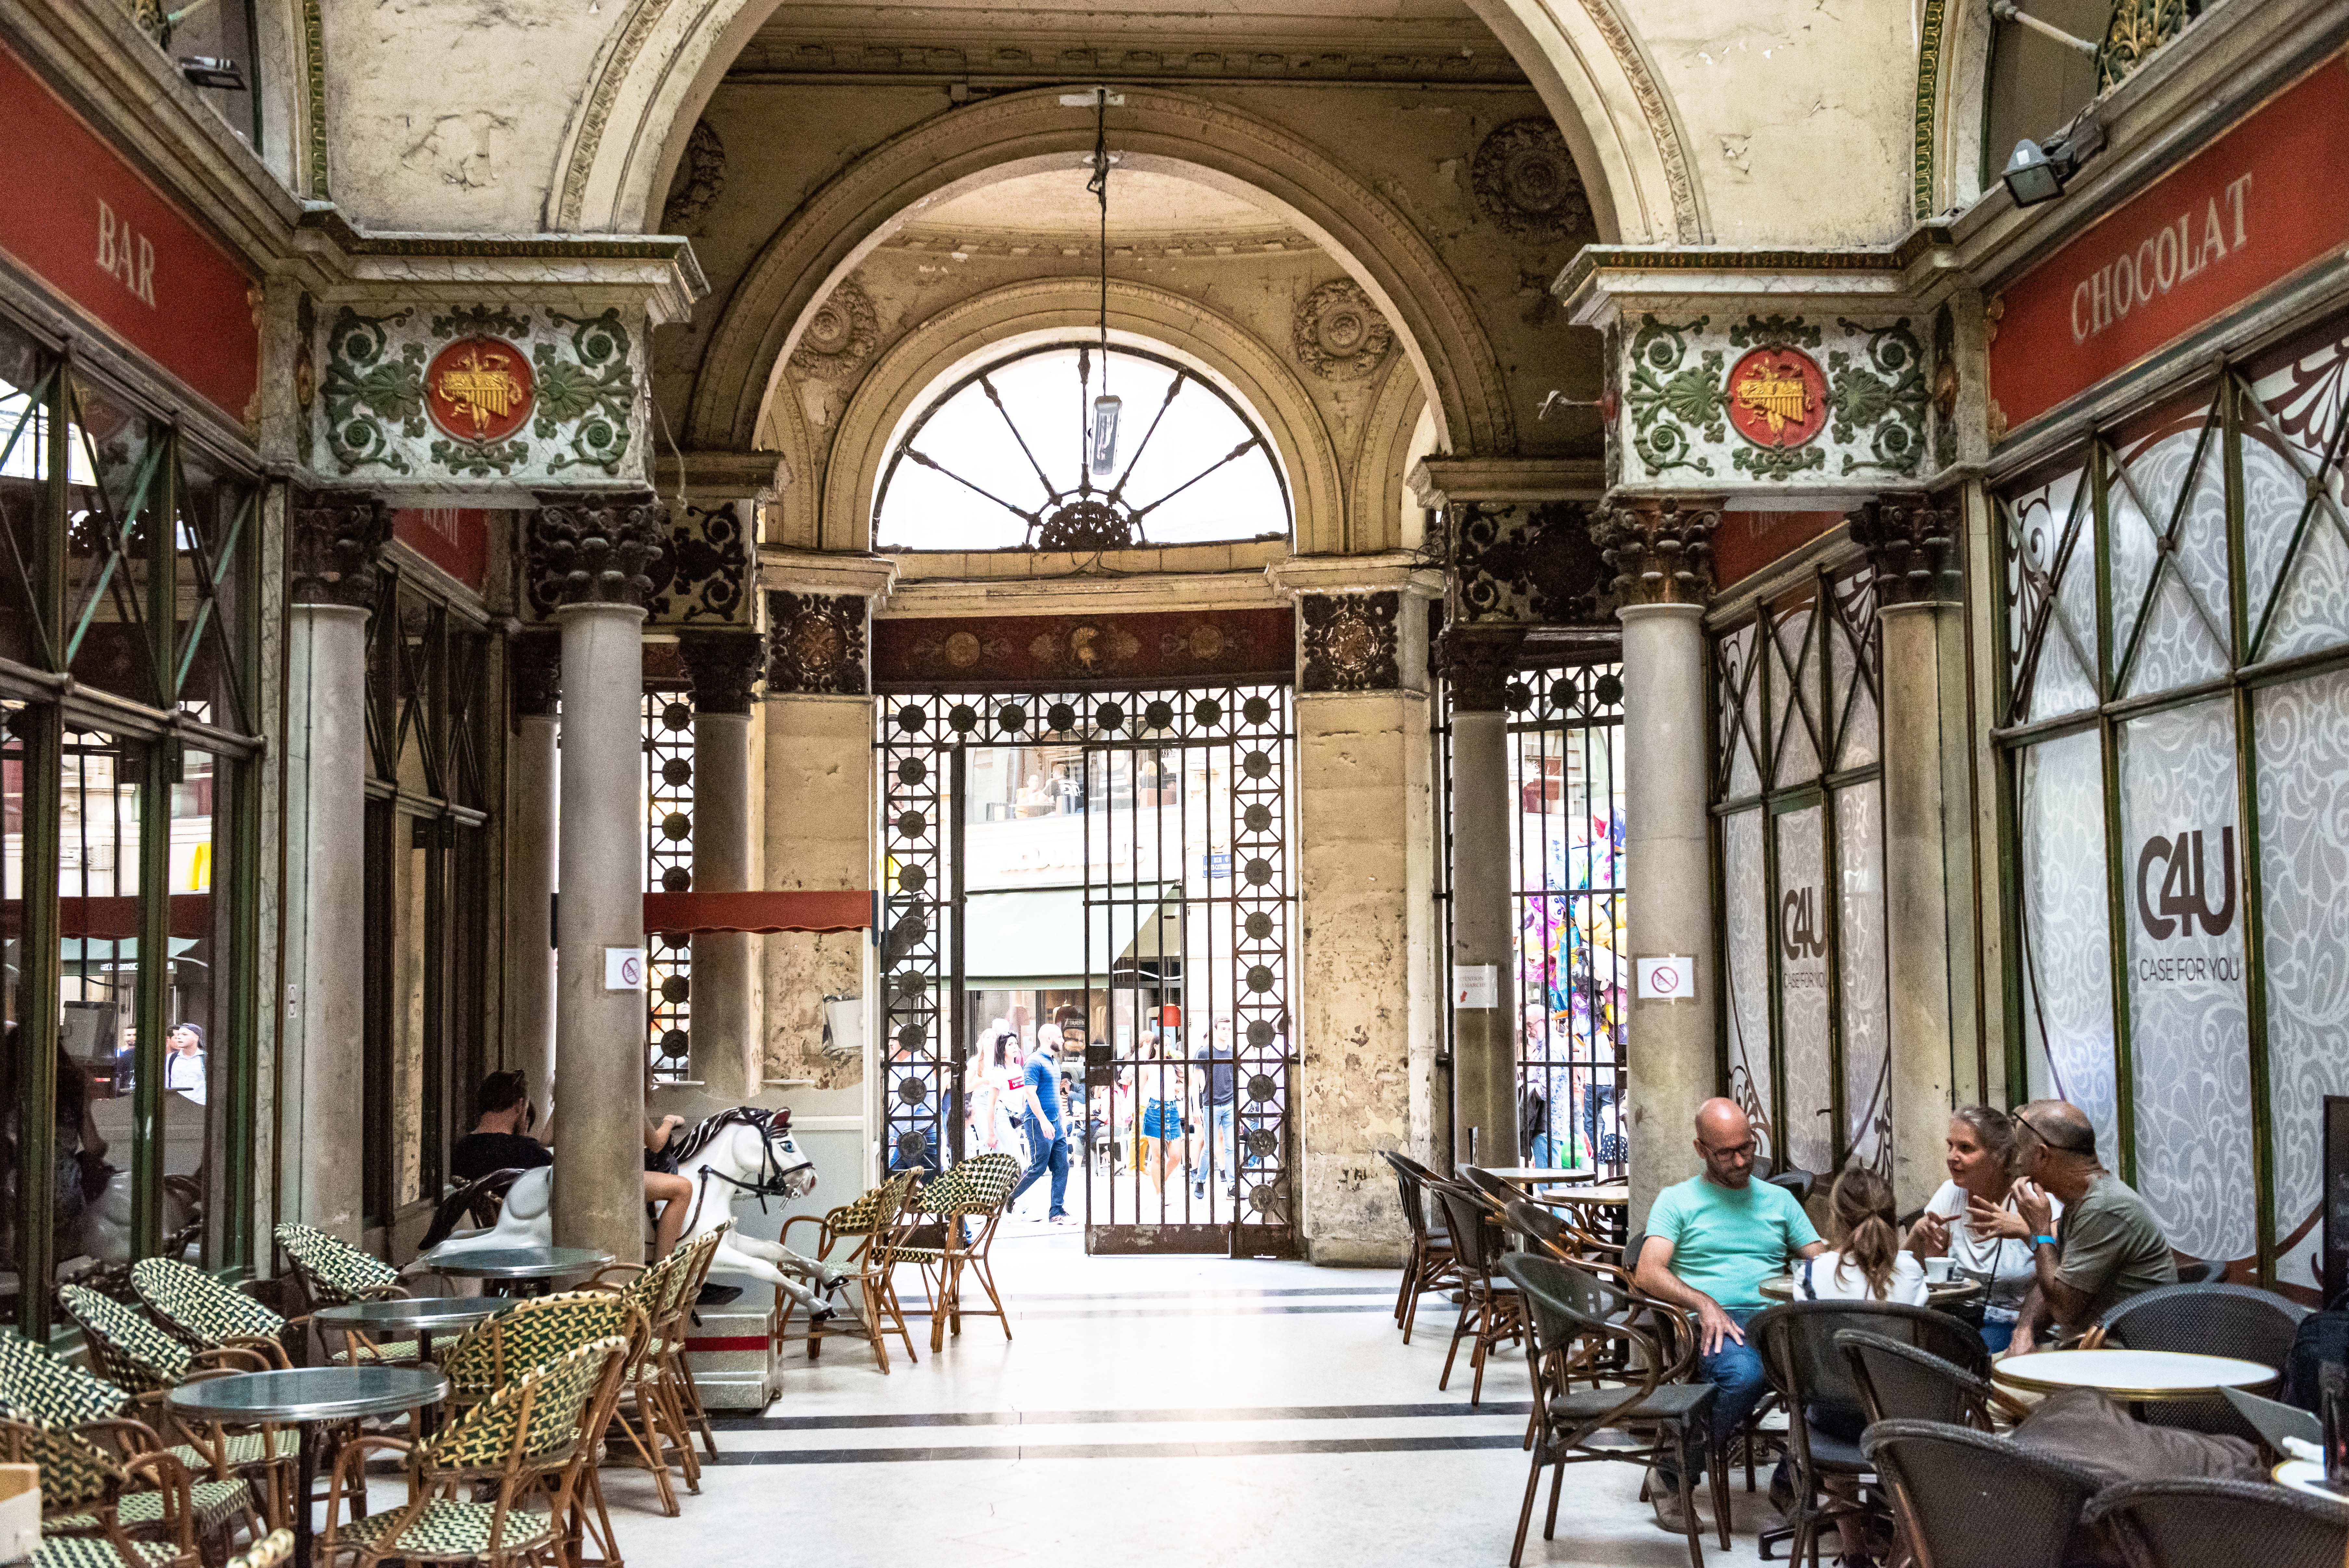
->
[903,1154,1022,1353]
[1862,1419,2112,1568]
[1498,1253,1727,1568]
[1430,1181,1526,1406]
[220,1532,290,1568]
[271,1226,415,1363]
[780,1171,920,1373]
[128,1261,299,1371]
[1382,1153,1459,1345]
[1,1409,200,1568]
[319,1336,628,1568]
[58,1289,298,1530]
[638,1225,730,1466]
[2084,1476,2349,1568]
[1837,1329,2027,1431]
[583,1249,699,1516]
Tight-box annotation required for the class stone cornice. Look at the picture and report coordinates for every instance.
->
[758,548,900,605]
[885,225,1315,261]
[1263,553,1443,602]
[288,212,708,322]
[1556,239,1954,329]
[1407,457,1607,510]
[882,568,1284,621]
[655,449,793,505]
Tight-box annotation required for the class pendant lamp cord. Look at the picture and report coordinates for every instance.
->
[1089,88,1110,397]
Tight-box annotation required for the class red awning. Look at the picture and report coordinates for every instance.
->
[1,896,215,939]
[641,890,871,935]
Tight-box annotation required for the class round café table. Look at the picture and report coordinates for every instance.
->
[421,1246,611,1297]
[313,1295,514,1365]
[168,1366,447,1568]
[1992,1347,2280,1402]
[1757,1274,1988,1308]
[2272,1460,2349,1505]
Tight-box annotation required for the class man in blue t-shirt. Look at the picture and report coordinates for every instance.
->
[1633,1098,1825,1532]
[1007,1033,1071,1223]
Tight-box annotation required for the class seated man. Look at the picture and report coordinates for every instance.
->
[450,1070,554,1182]
[1973,1099,2176,1353]
[1632,1098,1826,1532]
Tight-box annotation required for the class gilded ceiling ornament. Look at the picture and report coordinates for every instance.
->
[660,120,727,235]
[789,278,879,378]
[1292,279,1394,381]
[1471,118,1594,242]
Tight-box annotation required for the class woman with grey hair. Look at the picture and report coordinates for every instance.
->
[1906,1104,2061,1351]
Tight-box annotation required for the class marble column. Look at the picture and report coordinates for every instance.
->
[681,632,766,1100]
[536,495,664,1265]
[1598,498,1721,1223]
[1440,622,1527,1173]
[282,493,389,1241]
[1276,560,1441,1263]
[1852,495,1974,1212]
[505,634,560,1124]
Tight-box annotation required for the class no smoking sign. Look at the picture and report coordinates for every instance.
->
[1637,956,1696,1001]
[604,947,647,991]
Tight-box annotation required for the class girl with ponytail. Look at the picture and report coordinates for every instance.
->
[1797,1166,1926,1305]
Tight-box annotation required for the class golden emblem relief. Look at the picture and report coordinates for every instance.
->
[424,336,536,443]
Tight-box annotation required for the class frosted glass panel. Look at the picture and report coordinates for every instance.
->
[1722,809,1775,1167]
[2119,699,2255,1266]
[1836,783,1889,1177]
[2003,466,2099,721]
[2018,730,2119,1166]
[1776,804,1833,1176]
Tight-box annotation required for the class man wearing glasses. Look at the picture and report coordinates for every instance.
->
[1967,1099,2176,1355]
[1633,1097,1827,1533]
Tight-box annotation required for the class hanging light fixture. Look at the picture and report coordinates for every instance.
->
[1087,87,1121,477]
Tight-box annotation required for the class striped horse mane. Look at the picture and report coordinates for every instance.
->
[668,1106,786,1167]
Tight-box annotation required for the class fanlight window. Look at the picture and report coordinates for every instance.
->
[873,343,1291,552]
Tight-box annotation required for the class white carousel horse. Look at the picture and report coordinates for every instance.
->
[415,1165,555,1261]
[668,1107,844,1317]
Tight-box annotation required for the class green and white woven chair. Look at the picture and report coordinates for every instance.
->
[271,1225,416,1363]
[128,1261,298,1370]
[439,1291,631,1409]
[910,1153,1022,1352]
[781,1171,919,1372]
[59,1289,298,1528]
[221,1531,290,1568]
[318,1336,627,1568]
[1,1408,199,1568]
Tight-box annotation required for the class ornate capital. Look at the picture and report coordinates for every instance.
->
[1435,623,1526,713]
[1595,496,1721,608]
[287,491,391,610]
[766,590,868,696]
[679,631,766,715]
[526,492,665,614]
[1849,492,1961,607]
[510,632,561,718]
[1299,592,1401,693]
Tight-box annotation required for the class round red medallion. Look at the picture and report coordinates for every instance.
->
[425,337,535,443]
[1725,346,1829,450]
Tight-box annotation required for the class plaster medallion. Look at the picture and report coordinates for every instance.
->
[425,337,534,443]
[1471,119,1594,242]
[1186,623,1227,660]
[789,278,879,377]
[1725,346,1829,451]
[944,631,982,668]
[1292,279,1394,381]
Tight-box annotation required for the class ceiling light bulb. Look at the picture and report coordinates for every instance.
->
[1091,395,1122,475]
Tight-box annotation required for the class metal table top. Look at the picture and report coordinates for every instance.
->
[1993,1347,2280,1402]
[423,1246,611,1281]
[313,1296,515,1334]
[1757,1274,1988,1306]
[166,1367,448,1423]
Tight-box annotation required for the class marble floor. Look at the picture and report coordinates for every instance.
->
[580,1223,1786,1568]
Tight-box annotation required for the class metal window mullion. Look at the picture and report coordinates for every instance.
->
[132,736,171,1259]
[1761,780,1787,1166]
[420,816,448,1196]
[1988,493,2030,1109]
[14,701,63,1337]
[947,743,966,1166]
[2091,441,2138,1184]
[1819,572,1849,1173]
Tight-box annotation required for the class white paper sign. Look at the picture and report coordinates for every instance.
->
[604,947,646,991]
[1637,956,1696,1001]
[1453,963,1498,1009]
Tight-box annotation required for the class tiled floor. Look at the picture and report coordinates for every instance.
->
[584,1223,1787,1568]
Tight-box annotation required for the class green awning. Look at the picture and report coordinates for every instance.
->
[961,888,1179,989]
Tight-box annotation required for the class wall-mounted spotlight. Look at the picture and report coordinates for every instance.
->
[179,55,245,90]
[2001,140,2067,206]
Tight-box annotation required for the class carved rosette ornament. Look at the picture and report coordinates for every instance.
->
[1595,497,1720,608]
[1435,623,1527,713]
[1299,592,1401,692]
[1292,280,1395,382]
[1849,492,1961,607]
[788,279,879,379]
[287,491,391,610]
[510,633,561,718]
[526,492,666,613]
[1470,119,1594,242]
[679,631,766,715]
[766,590,869,696]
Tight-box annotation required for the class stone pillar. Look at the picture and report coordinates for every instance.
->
[282,493,389,1241]
[1438,623,1526,1172]
[680,632,766,1100]
[535,494,663,1264]
[1598,497,1721,1224]
[1852,495,1974,1212]
[1275,559,1442,1263]
[506,634,560,1124]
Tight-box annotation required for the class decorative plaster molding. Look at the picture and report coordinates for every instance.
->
[552,0,671,231]
[759,549,901,604]
[1407,456,1606,509]
[652,449,792,504]
[527,492,666,611]
[1450,501,1612,625]
[661,119,726,234]
[788,279,880,379]
[725,34,1533,84]
[1434,621,1525,711]
[1292,279,1395,382]
[1471,117,1594,242]
[1849,492,1961,606]
[510,632,562,718]
[648,503,755,627]
[887,225,1314,260]
[1567,0,1702,244]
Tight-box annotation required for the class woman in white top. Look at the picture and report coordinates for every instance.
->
[1904,1104,2061,1353]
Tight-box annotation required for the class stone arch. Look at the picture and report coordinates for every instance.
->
[1914,0,1997,220]
[814,278,1348,557]
[687,87,1517,462]
[1352,356,1432,556]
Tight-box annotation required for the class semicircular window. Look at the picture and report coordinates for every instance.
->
[873,342,1292,552]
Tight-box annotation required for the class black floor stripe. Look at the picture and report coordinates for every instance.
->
[1007,1286,1395,1301]
[712,1399,1531,1431]
[1010,1302,1403,1319]
[706,1433,1528,1465]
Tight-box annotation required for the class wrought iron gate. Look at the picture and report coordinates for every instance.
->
[874,685,1298,1256]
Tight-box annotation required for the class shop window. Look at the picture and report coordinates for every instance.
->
[1991,308,2349,1289]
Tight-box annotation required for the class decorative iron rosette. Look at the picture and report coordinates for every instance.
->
[766,590,868,696]
[1292,279,1395,382]
[1471,118,1593,242]
[788,279,879,378]
[1299,592,1402,692]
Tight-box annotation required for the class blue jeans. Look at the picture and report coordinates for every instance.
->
[1009,1115,1070,1217]
[1658,1307,1765,1484]
[1192,1103,1236,1188]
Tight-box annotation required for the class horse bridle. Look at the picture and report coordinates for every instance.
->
[687,1110,809,1227]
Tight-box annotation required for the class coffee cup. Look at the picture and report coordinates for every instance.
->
[1922,1256,1955,1284]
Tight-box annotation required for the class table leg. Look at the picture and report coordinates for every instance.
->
[417,1331,438,1437]
[293,1423,318,1568]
